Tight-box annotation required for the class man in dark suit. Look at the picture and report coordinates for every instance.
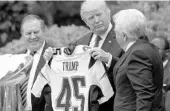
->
[151,37,170,111]
[78,1,124,110]
[0,15,53,111]
[20,15,53,111]
[76,1,123,110]
[112,9,164,111]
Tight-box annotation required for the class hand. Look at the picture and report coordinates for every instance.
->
[43,47,53,62]
[24,55,33,65]
[67,42,76,55]
[90,48,110,63]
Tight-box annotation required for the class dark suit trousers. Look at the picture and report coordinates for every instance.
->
[31,84,53,111]
[99,96,114,111]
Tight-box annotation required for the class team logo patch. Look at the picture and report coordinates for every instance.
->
[64,48,73,55]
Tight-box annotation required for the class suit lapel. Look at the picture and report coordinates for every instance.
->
[101,28,115,51]
[113,50,131,78]
[113,39,146,78]
[101,22,116,51]
[85,32,93,46]
[32,42,49,86]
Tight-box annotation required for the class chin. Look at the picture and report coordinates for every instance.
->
[96,27,107,33]
[29,43,42,51]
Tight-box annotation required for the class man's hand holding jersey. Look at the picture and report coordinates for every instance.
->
[43,44,76,62]
[43,47,53,62]
[90,48,112,64]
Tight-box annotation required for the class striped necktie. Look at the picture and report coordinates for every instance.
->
[20,51,35,108]
[94,36,101,47]
[20,75,30,108]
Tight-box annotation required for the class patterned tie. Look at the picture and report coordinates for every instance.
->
[20,51,35,108]
[94,36,101,47]
[20,75,29,108]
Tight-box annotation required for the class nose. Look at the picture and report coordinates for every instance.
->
[94,16,100,23]
[30,32,36,39]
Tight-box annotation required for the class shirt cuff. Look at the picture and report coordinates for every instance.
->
[105,52,112,68]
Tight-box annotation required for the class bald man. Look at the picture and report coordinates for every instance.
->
[151,37,170,111]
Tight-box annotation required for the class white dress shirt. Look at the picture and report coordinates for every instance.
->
[125,41,136,52]
[89,23,113,67]
[25,42,45,110]
[89,23,112,48]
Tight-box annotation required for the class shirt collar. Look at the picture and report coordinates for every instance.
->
[99,23,112,39]
[125,41,136,52]
[163,59,169,68]
[26,41,45,55]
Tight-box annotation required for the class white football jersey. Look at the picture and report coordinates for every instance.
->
[32,45,113,111]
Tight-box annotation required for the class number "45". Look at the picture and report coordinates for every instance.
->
[56,77,86,111]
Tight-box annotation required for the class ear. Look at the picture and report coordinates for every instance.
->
[122,32,128,42]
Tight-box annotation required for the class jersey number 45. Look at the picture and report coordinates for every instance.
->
[56,77,86,111]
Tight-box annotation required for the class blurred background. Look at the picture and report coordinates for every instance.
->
[0,1,170,54]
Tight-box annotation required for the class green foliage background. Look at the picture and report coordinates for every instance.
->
[0,1,170,54]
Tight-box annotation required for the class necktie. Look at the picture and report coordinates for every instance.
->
[94,36,101,47]
[20,51,35,108]
[30,51,36,56]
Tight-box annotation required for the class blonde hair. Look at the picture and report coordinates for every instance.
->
[80,0,110,20]
[113,9,147,40]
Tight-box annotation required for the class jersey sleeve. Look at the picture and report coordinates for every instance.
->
[93,61,114,104]
[31,63,51,97]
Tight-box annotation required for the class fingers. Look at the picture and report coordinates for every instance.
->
[91,51,99,59]
[43,47,53,61]
[25,55,33,61]
[90,48,101,60]
[93,54,100,60]
[24,55,33,65]
[46,47,53,54]
[89,48,99,55]
[68,42,76,52]
[89,48,109,63]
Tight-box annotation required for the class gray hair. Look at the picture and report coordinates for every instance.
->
[20,14,46,33]
[113,9,147,40]
[80,0,110,20]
